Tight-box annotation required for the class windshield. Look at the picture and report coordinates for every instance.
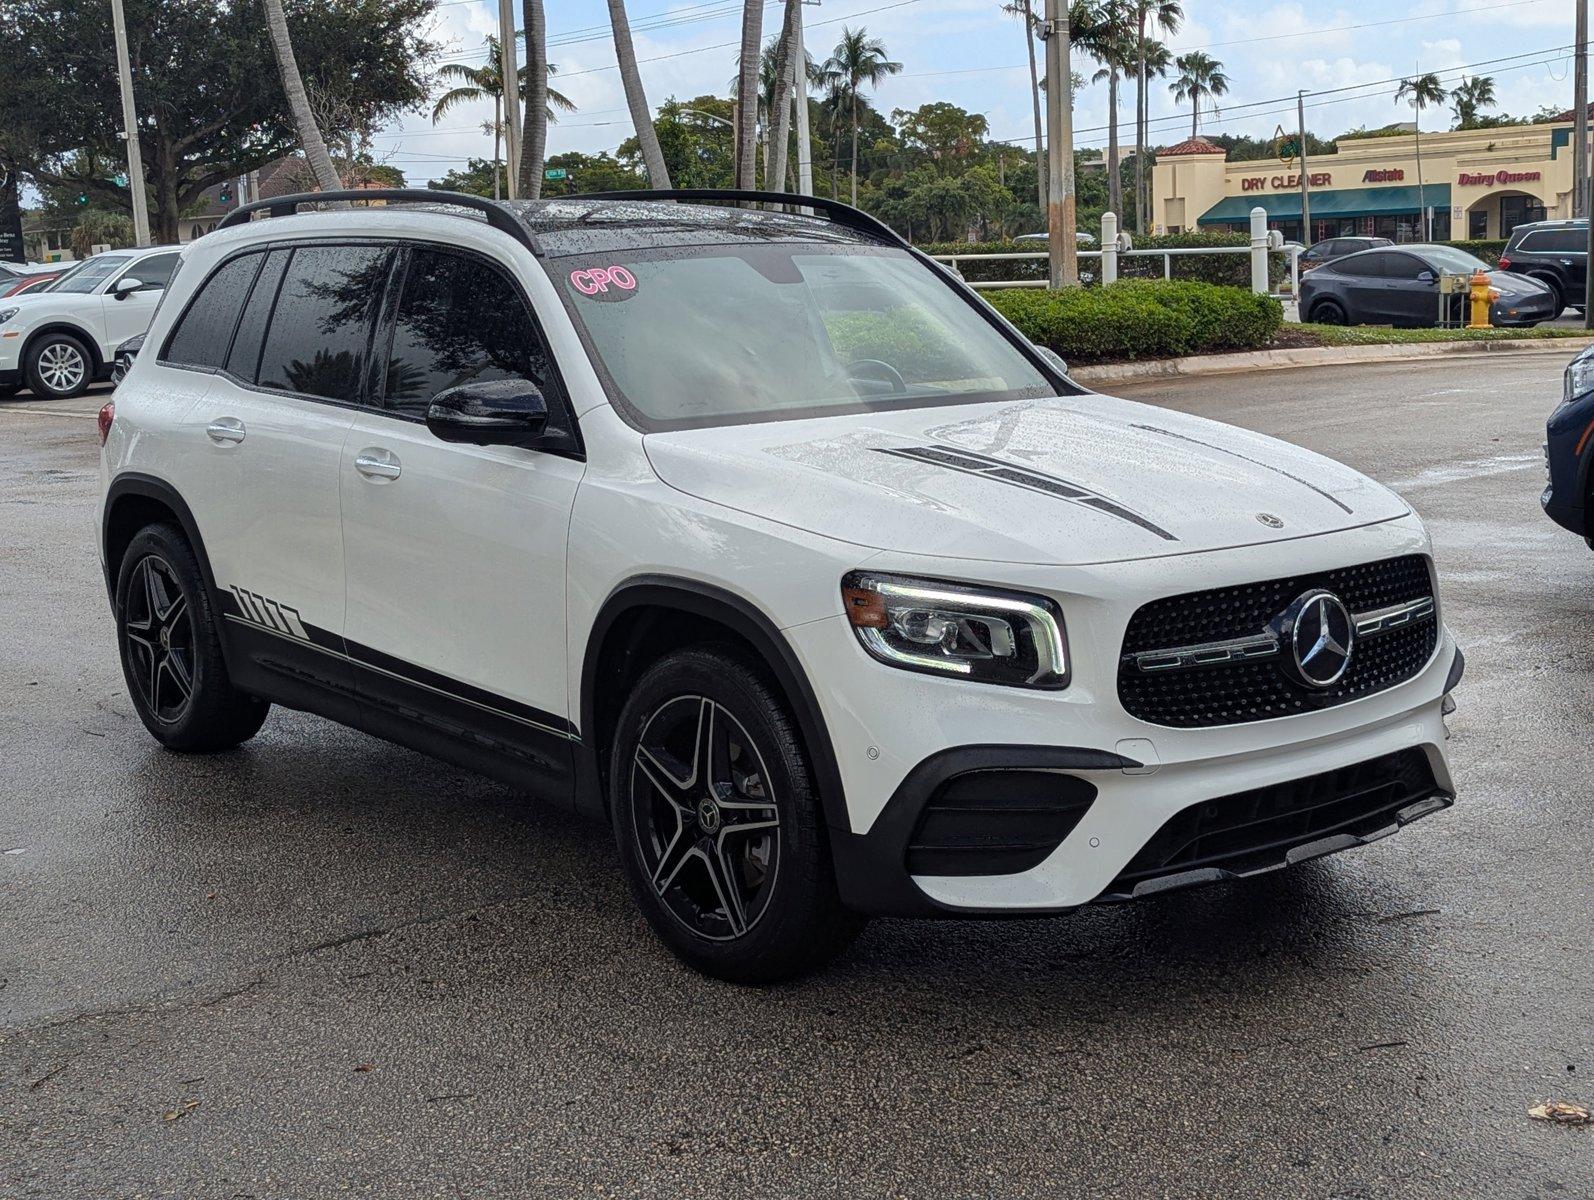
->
[1419,246,1492,274]
[45,256,129,295]
[551,243,1060,430]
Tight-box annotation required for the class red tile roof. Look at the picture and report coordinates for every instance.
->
[1158,136,1227,157]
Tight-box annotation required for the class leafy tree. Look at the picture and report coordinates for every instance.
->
[1396,72,1447,239]
[544,151,645,194]
[816,27,902,205]
[892,103,989,176]
[1002,0,1046,211]
[1128,0,1183,233]
[427,157,500,198]
[1170,50,1229,137]
[0,0,437,243]
[1073,0,1135,220]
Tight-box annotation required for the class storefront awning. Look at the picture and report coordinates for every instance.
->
[1197,184,1453,224]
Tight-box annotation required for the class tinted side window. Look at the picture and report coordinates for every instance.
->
[1524,230,1586,253]
[382,248,551,418]
[226,249,290,383]
[256,245,391,403]
[1383,254,1427,280]
[1342,252,1386,278]
[162,253,263,370]
[122,253,179,291]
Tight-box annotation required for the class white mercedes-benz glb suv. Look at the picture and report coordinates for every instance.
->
[96,190,1462,982]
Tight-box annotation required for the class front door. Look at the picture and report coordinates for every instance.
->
[338,244,585,801]
[100,250,179,353]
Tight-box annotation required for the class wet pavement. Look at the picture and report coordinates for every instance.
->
[1,357,1590,1198]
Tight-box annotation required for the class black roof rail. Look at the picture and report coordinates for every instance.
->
[215,188,538,256]
[566,188,911,250]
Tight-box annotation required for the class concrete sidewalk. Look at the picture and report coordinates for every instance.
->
[1071,333,1594,386]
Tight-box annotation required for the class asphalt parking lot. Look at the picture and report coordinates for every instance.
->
[3,354,1591,1198]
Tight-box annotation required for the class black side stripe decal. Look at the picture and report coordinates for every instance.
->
[1130,423,1355,515]
[216,589,578,741]
[876,444,1178,542]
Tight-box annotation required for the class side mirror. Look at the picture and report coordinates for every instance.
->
[111,277,143,299]
[426,378,549,448]
[1417,270,1437,285]
[1033,345,1070,377]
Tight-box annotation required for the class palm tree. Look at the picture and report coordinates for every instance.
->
[734,1,765,190]
[432,35,574,200]
[817,26,902,206]
[609,0,670,187]
[1169,50,1229,137]
[1397,72,1446,239]
[1072,1,1133,222]
[1450,75,1497,130]
[262,0,341,192]
[1130,0,1182,233]
[521,0,548,197]
[1002,0,1047,212]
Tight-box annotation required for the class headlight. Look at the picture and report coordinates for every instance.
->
[1565,355,1594,407]
[840,571,1069,689]
[0,307,18,326]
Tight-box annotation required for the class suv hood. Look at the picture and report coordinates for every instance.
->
[643,394,1410,565]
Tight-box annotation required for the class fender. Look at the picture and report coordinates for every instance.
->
[23,320,108,376]
[101,472,221,606]
[576,576,850,845]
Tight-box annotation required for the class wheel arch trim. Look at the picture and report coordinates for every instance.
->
[575,576,849,840]
[102,473,221,607]
[22,321,106,379]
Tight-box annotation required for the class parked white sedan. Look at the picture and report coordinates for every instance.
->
[0,246,180,399]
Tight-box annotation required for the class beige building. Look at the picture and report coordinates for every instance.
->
[1151,112,1585,245]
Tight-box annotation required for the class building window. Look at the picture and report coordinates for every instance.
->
[1469,209,1488,239]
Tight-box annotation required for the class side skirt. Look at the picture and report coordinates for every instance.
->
[216,590,578,807]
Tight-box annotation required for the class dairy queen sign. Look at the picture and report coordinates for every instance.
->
[1458,168,1543,187]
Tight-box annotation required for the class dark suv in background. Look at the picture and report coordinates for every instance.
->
[1299,236,1392,271]
[1499,220,1586,316]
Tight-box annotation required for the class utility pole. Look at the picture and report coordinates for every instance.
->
[498,0,522,199]
[1297,90,1312,245]
[109,0,151,247]
[1043,0,1077,287]
[1576,0,1588,219]
[792,0,815,197]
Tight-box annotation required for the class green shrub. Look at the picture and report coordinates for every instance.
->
[920,232,1287,290]
[1451,238,1507,266]
[985,280,1284,363]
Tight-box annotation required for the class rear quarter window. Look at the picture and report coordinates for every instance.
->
[161,252,265,371]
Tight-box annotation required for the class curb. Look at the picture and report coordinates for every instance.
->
[1069,335,1594,386]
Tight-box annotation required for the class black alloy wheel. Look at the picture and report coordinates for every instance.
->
[630,694,783,942]
[610,647,862,983]
[123,554,196,725]
[1312,298,1348,326]
[115,523,270,751]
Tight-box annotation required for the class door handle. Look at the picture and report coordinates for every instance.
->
[206,417,246,445]
[354,449,402,481]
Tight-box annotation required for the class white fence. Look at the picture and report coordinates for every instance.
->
[931,208,1305,301]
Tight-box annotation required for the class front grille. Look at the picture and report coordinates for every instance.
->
[1118,555,1437,728]
[906,770,1095,877]
[1107,747,1441,892]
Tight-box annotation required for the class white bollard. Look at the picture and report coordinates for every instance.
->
[1101,211,1119,285]
[1249,206,1269,296]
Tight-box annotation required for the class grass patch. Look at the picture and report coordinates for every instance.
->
[1292,323,1592,347]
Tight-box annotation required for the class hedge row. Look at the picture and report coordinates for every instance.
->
[921,232,1287,290]
[987,280,1284,364]
[1450,238,1507,265]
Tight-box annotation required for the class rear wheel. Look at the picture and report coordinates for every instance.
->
[1311,299,1348,326]
[610,647,862,984]
[115,524,270,751]
[25,332,93,399]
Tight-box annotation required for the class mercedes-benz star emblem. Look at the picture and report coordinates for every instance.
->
[1279,589,1355,689]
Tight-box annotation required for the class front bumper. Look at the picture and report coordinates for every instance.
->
[791,517,1461,916]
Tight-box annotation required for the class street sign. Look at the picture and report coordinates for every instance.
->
[544,168,568,181]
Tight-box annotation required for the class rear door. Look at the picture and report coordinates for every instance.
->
[1339,252,1389,322]
[337,243,585,800]
[174,241,396,714]
[1379,252,1439,326]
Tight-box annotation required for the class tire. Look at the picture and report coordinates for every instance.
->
[25,331,94,399]
[115,523,270,751]
[1531,276,1564,315]
[1311,299,1347,326]
[609,646,863,984]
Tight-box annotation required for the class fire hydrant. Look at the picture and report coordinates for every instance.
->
[1467,268,1494,329]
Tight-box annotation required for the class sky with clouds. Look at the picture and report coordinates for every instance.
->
[372,0,1583,183]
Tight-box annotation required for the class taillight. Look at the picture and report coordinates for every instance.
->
[1497,256,1512,270]
[97,401,115,447]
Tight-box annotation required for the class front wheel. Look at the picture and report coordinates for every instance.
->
[610,647,862,984]
[25,332,94,399]
[115,524,270,751]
